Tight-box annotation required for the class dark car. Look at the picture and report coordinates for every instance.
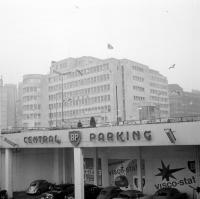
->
[26,180,52,195]
[39,184,74,199]
[152,188,188,199]
[96,186,122,199]
[0,190,8,199]
[67,184,101,199]
[114,190,144,199]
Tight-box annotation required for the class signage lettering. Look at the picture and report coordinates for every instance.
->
[90,130,152,142]
[24,135,61,144]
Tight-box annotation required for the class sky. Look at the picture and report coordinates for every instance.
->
[0,0,199,91]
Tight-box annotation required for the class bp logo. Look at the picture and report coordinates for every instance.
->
[69,131,81,146]
[188,161,195,173]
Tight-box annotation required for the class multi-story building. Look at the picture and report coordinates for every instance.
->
[48,56,169,127]
[16,82,23,128]
[169,84,200,117]
[0,79,17,129]
[22,74,48,128]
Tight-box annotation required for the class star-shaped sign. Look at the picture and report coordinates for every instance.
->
[155,160,185,181]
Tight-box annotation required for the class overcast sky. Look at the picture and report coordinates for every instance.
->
[0,0,199,91]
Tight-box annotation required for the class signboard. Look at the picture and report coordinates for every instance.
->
[108,159,145,190]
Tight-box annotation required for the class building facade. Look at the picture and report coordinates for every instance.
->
[0,79,17,129]
[169,84,200,118]
[1,121,200,199]
[48,57,169,128]
[22,74,48,128]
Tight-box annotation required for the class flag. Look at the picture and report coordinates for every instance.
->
[107,43,114,50]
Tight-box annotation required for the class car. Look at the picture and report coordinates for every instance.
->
[66,184,102,199]
[113,190,145,199]
[26,180,52,195]
[152,188,188,199]
[39,184,74,199]
[96,186,122,199]
[0,189,8,199]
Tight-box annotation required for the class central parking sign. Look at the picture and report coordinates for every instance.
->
[69,131,81,146]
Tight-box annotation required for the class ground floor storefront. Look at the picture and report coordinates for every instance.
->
[0,146,199,198]
[1,121,200,198]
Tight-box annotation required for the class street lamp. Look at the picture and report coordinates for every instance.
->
[53,70,69,128]
[53,69,83,128]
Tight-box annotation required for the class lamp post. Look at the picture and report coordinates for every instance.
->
[53,70,67,128]
[53,69,83,128]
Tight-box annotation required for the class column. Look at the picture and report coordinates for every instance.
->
[93,148,98,185]
[5,148,13,198]
[62,148,66,183]
[195,146,200,199]
[53,148,60,184]
[74,148,84,199]
[137,147,143,192]
[101,154,109,186]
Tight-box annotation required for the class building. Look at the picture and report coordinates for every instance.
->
[169,84,200,118]
[21,74,48,128]
[48,57,169,128]
[16,82,23,128]
[0,79,17,129]
[0,120,200,199]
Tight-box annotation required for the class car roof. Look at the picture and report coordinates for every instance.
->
[119,190,143,197]
[32,179,47,183]
[101,186,121,191]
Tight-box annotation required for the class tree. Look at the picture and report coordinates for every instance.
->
[77,120,83,128]
[90,117,96,127]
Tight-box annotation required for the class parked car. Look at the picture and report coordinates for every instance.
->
[152,188,188,199]
[39,184,74,199]
[0,189,8,199]
[113,190,145,199]
[96,186,122,199]
[67,184,101,199]
[26,180,52,195]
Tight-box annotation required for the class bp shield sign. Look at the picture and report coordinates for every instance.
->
[69,131,81,146]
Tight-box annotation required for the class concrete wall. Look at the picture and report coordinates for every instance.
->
[0,148,74,192]
[84,146,196,198]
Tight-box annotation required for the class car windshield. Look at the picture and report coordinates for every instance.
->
[30,182,37,186]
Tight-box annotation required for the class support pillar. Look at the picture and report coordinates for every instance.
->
[137,147,143,192]
[53,148,60,184]
[101,154,109,186]
[5,148,13,198]
[94,148,98,185]
[62,148,66,183]
[74,148,84,199]
[195,146,200,199]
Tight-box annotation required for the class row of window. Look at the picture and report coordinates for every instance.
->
[49,84,110,101]
[132,65,144,72]
[49,63,109,83]
[23,113,41,120]
[133,96,145,101]
[154,103,169,108]
[23,87,39,93]
[49,95,111,109]
[150,89,168,96]
[23,95,40,102]
[23,78,41,84]
[150,75,167,83]
[49,74,110,92]
[49,105,111,118]
[149,82,168,89]
[23,104,41,111]
[133,86,145,92]
[133,75,144,82]
[150,96,168,102]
